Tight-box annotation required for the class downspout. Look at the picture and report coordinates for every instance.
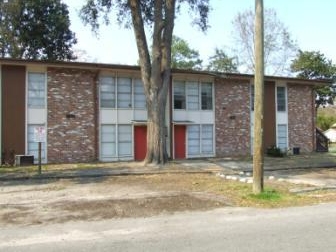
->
[0,64,2,164]
[93,69,100,161]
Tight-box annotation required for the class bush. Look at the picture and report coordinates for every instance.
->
[317,114,336,131]
[266,146,284,157]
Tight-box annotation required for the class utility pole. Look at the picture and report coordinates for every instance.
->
[253,0,264,194]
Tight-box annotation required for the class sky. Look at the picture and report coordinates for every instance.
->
[67,0,336,67]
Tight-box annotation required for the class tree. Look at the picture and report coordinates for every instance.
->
[206,48,238,72]
[290,50,336,108]
[171,35,202,70]
[253,0,265,194]
[231,8,297,76]
[0,0,77,60]
[80,0,209,165]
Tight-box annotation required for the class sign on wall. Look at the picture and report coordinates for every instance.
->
[34,126,46,143]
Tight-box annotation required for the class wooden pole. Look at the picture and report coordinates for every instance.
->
[253,0,264,194]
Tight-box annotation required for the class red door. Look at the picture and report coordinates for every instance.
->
[134,126,147,161]
[174,125,186,159]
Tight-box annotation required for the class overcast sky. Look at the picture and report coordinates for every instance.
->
[66,0,336,68]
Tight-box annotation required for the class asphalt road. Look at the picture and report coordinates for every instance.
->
[1,203,336,252]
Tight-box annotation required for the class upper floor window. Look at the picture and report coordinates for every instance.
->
[117,77,132,108]
[28,72,45,108]
[134,79,146,109]
[174,81,213,110]
[187,82,199,110]
[100,76,115,108]
[100,76,146,109]
[277,86,286,111]
[174,81,186,109]
[201,82,213,110]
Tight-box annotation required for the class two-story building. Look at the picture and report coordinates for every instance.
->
[0,58,329,164]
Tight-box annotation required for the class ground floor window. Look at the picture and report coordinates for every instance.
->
[187,124,214,156]
[100,124,132,160]
[27,124,46,161]
[277,124,288,150]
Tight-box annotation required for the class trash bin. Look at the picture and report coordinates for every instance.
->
[293,147,300,155]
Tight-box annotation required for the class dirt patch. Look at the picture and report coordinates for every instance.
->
[0,174,229,226]
[1,172,336,226]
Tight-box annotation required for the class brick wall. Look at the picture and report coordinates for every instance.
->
[47,68,98,163]
[288,84,315,152]
[215,78,251,156]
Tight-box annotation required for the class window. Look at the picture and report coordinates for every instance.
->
[202,125,213,154]
[27,124,46,161]
[100,76,115,108]
[187,82,199,110]
[174,81,186,109]
[118,125,132,156]
[201,83,212,110]
[117,77,132,108]
[188,125,200,155]
[28,72,45,108]
[101,125,116,158]
[277,86,286,111]
[277,124,287,149]
[187,124,214,156]
[134,79,146,109]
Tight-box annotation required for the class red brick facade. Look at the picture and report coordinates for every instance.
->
[0,59,327,164]
[47,68,98,163]
[287,84,316,153]
[215,78,251,156]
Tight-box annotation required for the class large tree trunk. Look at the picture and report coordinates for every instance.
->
[145,78,169,164]
[129,0,174,165]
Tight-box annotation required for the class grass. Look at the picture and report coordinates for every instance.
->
[248,189,281,201]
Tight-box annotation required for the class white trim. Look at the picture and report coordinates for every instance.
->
[275,82,288,149]
[26,71,48,163]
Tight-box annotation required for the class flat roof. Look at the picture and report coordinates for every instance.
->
[0,57,332,86]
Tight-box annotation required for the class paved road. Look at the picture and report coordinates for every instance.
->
[1,203,336,252]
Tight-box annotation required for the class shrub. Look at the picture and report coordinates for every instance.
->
[266,146,284,157]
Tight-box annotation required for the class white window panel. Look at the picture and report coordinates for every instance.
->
[134,79,146,109]
[187,82,199,110]
[118,125,132,156]
[277,86,286,112]
[28,73,45,108]
[117,77,132,108]
[201,82,213,110]
[202,125,213,154]
[100,76,115,108]
[277,124,287,149]
[188,125,200,155]
[174,81,186,109]
[101,125,116,157]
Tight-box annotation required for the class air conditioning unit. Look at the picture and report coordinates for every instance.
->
[15,155,34,166]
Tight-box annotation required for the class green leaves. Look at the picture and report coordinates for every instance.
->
[0,0,77,60]
[207,48,238,73]
[171,35,202,70]
[290,50,336,107]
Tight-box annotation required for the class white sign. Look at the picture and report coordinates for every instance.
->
[34,126,46,142]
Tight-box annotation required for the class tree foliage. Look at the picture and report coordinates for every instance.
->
[206,48,238,73]
[0,0,77,60]
[291,50,336,107]
[80,0,209,164]
[171,35,202,70]
[231,8,297,75]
